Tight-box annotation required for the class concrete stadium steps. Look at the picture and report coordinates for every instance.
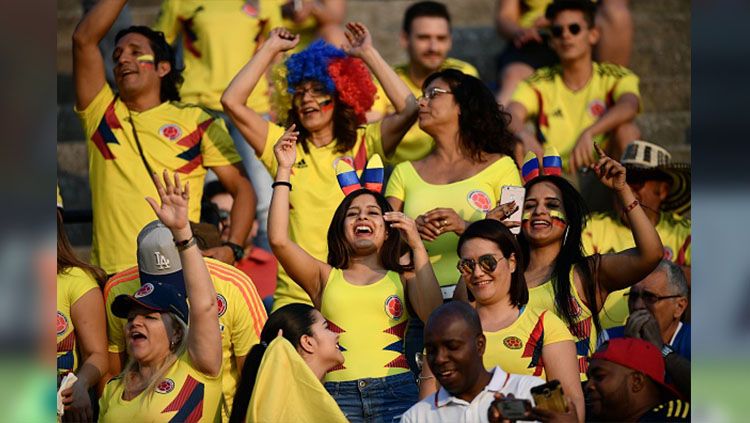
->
[57,0,690,247]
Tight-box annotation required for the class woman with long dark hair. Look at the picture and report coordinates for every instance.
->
[386,68,522,374]
[222,23,418,312]
[230,303,346,422]
[57,199,108,422]
[519,145,662,379]
[267,127,442,422]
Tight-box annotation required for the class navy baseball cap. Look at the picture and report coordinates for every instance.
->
[111,282,189,325]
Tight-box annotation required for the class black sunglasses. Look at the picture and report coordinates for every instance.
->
[625,290,681,305]
[457,254,502,275]
[551,23,582,38]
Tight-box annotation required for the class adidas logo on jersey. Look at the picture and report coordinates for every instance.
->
[296,159,308,169]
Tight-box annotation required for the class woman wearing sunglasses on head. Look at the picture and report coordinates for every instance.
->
[386,69,522,376]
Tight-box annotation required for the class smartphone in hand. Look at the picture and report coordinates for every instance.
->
[530,380,568,413]
[500,186,525,235]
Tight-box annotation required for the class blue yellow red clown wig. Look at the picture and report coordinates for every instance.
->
[272,40,377,124]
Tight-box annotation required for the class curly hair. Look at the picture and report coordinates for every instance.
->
[423,69,515,161]
[115,26,183,102]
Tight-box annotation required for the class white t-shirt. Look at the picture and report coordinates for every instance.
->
[401,366,544,423]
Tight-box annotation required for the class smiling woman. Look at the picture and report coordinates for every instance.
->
[266,124,442,422]
[222,23,418,313]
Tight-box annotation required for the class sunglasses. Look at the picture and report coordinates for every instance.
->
[457,254,502,275]
[419,87,453,101]
[625,290,682,306]
[550,23,582,38]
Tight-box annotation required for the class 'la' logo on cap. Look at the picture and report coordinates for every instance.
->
[154,251,171,270]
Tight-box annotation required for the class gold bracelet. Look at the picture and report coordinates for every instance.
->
[174,236,197,252]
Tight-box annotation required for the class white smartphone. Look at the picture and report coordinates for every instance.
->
[500,185,525,235]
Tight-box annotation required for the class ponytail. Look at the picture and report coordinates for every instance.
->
[229,342,268,423]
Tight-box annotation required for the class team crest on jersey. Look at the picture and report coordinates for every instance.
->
[663,247,674,261]
[135,283,155,298]
[155,378,175,394]
[467,190,492,212]
[333,156,355,171]
[216,294,228,317]
[241,2,258,17]
[159,124,183,141]
[384,295,404,320]
[503,336,523,350]
[587,100,606,118]
[57,312,68,335]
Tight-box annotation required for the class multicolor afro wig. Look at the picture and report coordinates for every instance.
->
[271,40,377,124]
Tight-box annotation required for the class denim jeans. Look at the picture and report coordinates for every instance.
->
[324,372,418,423]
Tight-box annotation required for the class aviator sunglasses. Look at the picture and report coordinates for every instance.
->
[625,289,682,306]
[550,23,582,38]
[457,254,503,275]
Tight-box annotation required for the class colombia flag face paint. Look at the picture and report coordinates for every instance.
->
[521,209,567,230]
[136,54,155,68]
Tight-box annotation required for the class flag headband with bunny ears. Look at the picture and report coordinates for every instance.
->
[521,146,563,184]
[336,154,384,195]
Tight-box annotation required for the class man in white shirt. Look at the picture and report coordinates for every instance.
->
[402,302,544,423]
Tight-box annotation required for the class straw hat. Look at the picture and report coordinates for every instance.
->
[620,140,690,216]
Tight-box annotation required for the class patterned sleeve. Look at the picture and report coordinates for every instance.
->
[541,310,575,345]
[258,122,287,177]
[200,112,242,168]
[510,79,540,117]
[74,84,116,140]
[613,71,640,102]
[227,277,266,357]
[104,285,125,354]
[384,162,407,202]
[153,0,181,45]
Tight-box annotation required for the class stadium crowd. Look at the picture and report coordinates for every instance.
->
[57,0,691,421]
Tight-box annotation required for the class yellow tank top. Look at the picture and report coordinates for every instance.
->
[525,268,600,381]
[483,307,573,380]
[320,268,410,382]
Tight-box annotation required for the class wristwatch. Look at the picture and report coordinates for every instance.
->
[661,344,674,358]
[223,241,245,261]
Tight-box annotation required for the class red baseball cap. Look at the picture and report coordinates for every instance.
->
[591,338,682,399]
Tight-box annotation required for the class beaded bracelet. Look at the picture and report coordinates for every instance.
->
[624,199,640,213]
[174,236,197,252]
[272,181,292,190]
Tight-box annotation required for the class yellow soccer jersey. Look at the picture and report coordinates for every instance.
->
[385,157,522,289]
[483,307,573,380]
[583,211,692,266]
[370,58,479,164]
[320,268,410,382]
[259,122,385,310]
[57,267,100,375]
[104,258,267,421]
[583,211,692,328]
[511,63,641,170]
[526,268,601,381]
[99,352,223,423]
[518,0,553,29]
[155,0,281,112]
[76,85,241,274]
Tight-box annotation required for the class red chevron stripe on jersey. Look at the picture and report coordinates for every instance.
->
[383,354,409,369]
[521,311,546,377]
[383,320,408,339]
[91,99,122,159]
[162,375,204,423]
[57,331,76,353]
[353,133,368,170]
[176,118,214,148]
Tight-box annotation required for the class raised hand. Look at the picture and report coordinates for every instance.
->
[383,211,423,251]
[265,27,300,53]
[592,143,627,192]
[486,201,520,227]
[146,170,190,232]
[624,309,664,349]
[343,22,373,58]
[569,130,596,173]
[273,124,299,170]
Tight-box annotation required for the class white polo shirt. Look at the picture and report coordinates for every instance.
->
[401,366,544,423]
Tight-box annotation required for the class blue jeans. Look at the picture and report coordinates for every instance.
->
[324,372,418,423]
